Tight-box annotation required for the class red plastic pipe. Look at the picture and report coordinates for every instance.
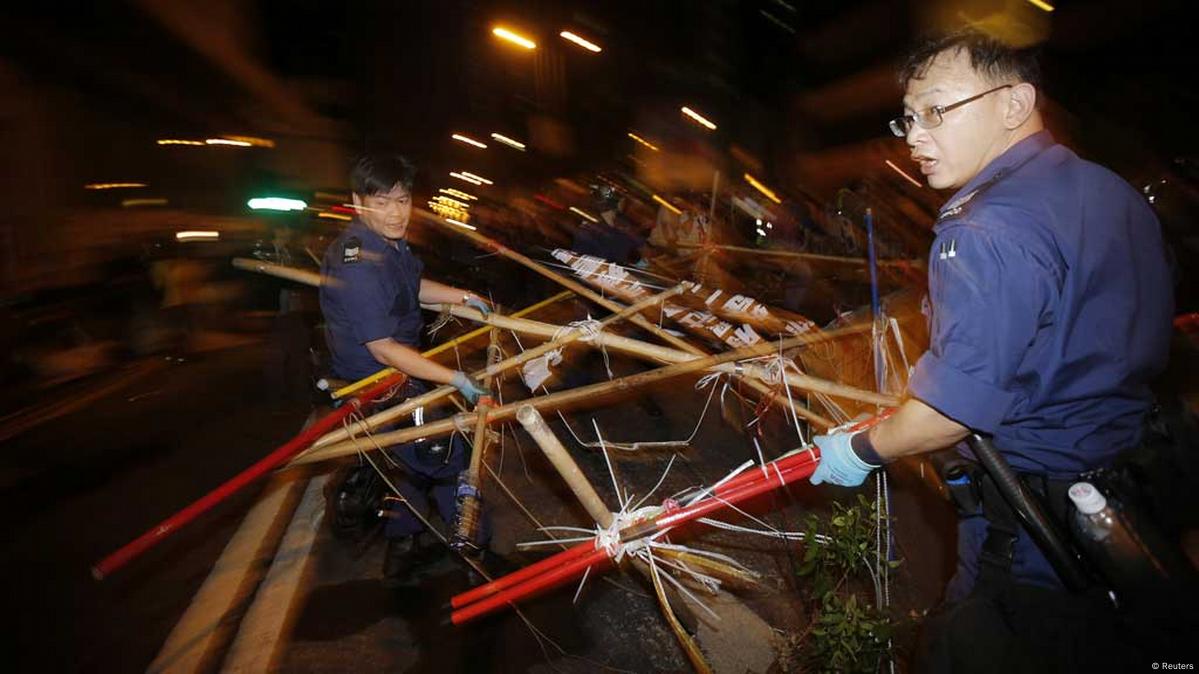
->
[92,372,408,579]
[451,545,613,625]
[449,457,819,624]
[448,411,896,623]
[451,539,595,609]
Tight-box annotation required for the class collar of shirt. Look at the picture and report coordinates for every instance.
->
[939,130,1056,221]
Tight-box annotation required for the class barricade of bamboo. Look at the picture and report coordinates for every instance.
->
[290,328,895,467]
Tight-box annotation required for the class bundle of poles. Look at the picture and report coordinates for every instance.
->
[97,210,897,579]
[449,411,892,626]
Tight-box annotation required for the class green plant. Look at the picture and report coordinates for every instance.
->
[790,494,901,674]
[804,592,893,673]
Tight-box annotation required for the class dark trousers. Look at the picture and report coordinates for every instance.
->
[371,379,489,545]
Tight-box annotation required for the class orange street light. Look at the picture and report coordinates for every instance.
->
[493,26,536,50]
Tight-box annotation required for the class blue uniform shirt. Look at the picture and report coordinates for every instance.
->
[320,220,425,380]
[908,131,1173,478]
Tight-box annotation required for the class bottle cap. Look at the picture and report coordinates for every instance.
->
[1068,482,1107,515]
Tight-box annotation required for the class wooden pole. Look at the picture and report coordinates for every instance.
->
[417,207,703,356]
[516,405,613,527]
[309,285,688,449]
[451,328,501,551]
[429,305,896,407]
[231,257,322,287]
[515,404,707,636]
[291,328,849,467]
[333,290,573,400]
[673,243,923,268]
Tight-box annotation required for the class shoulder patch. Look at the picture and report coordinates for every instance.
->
[342,237,361,264]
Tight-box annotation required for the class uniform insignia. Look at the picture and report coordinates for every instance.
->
[342,237,361,264]
[938,239,957,260]
[938,189,979,221]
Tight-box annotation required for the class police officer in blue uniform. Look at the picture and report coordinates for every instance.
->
[321,152,492,584]
[807,30,1174,669]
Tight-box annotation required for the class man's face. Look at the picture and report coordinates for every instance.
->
[903,49,1012,190]
[352,184,412,241]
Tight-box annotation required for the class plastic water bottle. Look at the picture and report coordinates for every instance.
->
[1068,482,1173,598]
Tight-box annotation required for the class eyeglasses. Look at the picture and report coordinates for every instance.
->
[888,84,1012,137]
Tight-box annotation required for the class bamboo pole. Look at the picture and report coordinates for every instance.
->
[513,402,765,599]
[430,305,896,407]
[674,243,923,268]
[292,328,853,467]
[516,405,613,527]
[515,405,708,640]
[232,257,322,286]
[417,207,703,356]
[308,285,688,450]
[303,306,891,455]
[421,290,572,358]
[452,327,503,550]
[332,290,573,400]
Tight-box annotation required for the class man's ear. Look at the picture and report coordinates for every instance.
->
[1004,82,1038,129]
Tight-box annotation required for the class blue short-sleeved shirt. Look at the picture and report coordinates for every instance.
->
[319,220,425,380]
[907,131,1173,478]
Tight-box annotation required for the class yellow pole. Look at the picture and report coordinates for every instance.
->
[329,290,573,399]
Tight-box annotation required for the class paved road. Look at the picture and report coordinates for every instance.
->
[0,342,310,673]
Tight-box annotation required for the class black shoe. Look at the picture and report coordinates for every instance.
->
[382,536,417,587]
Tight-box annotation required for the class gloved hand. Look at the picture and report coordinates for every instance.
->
[463,294,491,316]
[451,370,490,405]
[809,432,877,487]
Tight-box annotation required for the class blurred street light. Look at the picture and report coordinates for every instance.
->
[157,139,205,146]
[206,138,252,147]
[452,133,488,149]
[317,211,351,221]
[446,218,477,231]
[1027,0,1054,11]
[176,230,220,241]
[435,195,471,209]
[569,206,598,223]
[490,133,526,151]
[221,135,275,148]
[460,171,493,185]
[652,194,681,215]
[492,26,536,50]
[122,198,168,207]
[451,172,483,186]
[85,182,146,190]
[744,173,782,204]
[681,106,717,130]
[559,31,602,53]
[440,188,478,200]
[627,132,659,151]
[247,197,307,211]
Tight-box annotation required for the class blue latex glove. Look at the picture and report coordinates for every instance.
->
[451,370,490,405]
[809,432,876,487]
[464,295,491,316]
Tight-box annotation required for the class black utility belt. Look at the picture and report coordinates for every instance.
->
[934,452,1096,520]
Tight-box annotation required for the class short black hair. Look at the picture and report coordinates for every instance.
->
[350,152,417,196]
[899,28,1042,92]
